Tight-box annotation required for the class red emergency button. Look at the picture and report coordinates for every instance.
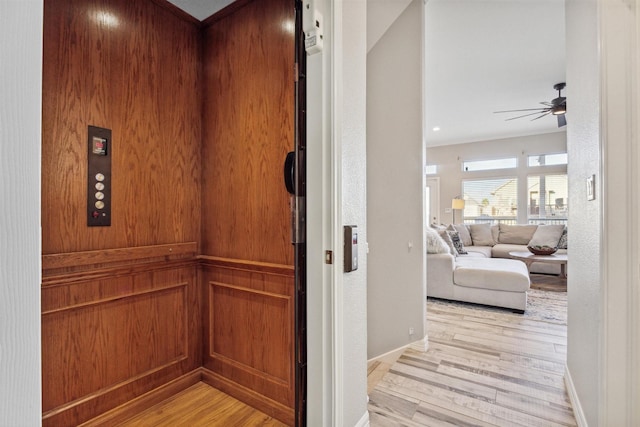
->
[92,211,100,218]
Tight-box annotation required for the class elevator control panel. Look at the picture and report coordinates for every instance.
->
[344,225,358,272]
[87,126,111,227]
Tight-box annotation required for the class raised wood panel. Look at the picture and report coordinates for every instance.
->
[42,262,200,427]
[210,283,290,382]
[201,259,294,412]
[201,0,295,266]
[42,0,201,254]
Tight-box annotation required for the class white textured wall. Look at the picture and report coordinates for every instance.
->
[340,1,370,425]
[427,132,567,225]
[0,1,43,425]
[366,0,413,52]
[565,1,601,425]
[367,0,425,358]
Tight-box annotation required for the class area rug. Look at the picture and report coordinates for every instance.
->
[428,288,567,325]
[530,273,567,292]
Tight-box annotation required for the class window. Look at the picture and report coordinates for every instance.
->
[528,153,568,167]
[425,164,437,175]
[462,178,518,224]
[527,174,568,224]
[462,157,517,172]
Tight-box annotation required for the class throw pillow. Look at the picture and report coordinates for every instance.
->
[557,227,568,249]
[426,228,450,254]
[528,224,566,247]
[446,230,467,255]
[469,223,495,246]
[498,224,538,245]
[448,224,472,246]
[437,229,456,255]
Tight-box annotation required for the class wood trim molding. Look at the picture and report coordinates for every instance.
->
[77,370,202,427]
[42,258,197,287]
[598,1,639,424]
[200,368,294,426]
[198,255,294,276]
[42,242,197,271]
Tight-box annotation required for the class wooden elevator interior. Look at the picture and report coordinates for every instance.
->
[41,0,295,425]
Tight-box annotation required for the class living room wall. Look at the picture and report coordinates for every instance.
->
[367,0,425,359]
[427,131,567,225]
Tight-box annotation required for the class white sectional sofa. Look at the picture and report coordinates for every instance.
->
[426,223,567,312]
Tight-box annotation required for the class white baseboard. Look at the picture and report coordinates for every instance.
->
[367,334,429,364]
[367,344,406,364]
[564,364,588,426]
[409,334,429,352]
[354,410,370,427]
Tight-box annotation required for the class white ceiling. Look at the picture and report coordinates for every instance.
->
[166,0,233,21]
[425,0,566,146]
[166,0,567,148]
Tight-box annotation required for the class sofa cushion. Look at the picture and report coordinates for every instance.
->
[464,246,492,257]
[491,243,528,259]
[426,228,451,254]
[469,224,495,246]
[449,224,472,246]
[528,224,565,247]
[498,224,538,244]
[454,258,530,292]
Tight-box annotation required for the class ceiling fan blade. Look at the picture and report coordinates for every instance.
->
[504,110,551,121]
[531,111,551,121]
[494,107,550,113]
[540,102,553,106]
[557,114,567,127]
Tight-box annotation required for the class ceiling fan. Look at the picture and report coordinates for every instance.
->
[494,82,567,127]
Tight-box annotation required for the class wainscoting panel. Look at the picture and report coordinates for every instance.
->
[201,257,294,424]
[41,259,200,427]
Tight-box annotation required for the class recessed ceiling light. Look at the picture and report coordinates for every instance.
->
[432,127,441,132]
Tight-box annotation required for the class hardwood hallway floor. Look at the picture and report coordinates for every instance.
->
[116,382,287,427]
[368,290,576,426]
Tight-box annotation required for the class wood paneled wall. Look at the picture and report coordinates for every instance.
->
[201,0,294,266]
[201,0,295,424]
[41,0,202,425]
[42,0,202,254]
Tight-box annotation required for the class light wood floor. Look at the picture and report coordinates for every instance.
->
[116,382,287,427]
[368,291,576,426]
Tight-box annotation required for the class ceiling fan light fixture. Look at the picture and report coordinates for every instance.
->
[493,82,567,126]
